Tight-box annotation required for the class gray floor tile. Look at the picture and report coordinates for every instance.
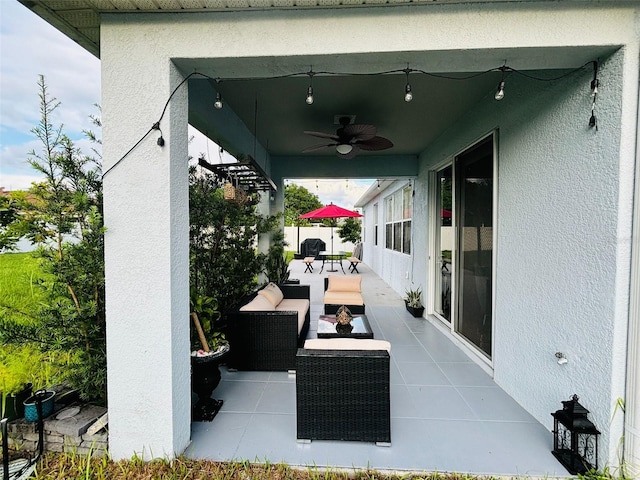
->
[438,362,495,387]
[390,384,419,418]
[216,380,266,413]
[457,386,538,422]
[397,362,452,386]
[256,382,296,414]
[407,385,477,420]
[233,413,298,463]
[392,345,435,363]
[187,413,251,459]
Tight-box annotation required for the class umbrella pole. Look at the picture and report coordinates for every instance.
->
[328,223,337,272]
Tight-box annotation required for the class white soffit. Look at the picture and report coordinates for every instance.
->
[19,0,548,57]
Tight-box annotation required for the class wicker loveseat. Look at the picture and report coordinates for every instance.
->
[225,283,310,371]
[296,338,391,445]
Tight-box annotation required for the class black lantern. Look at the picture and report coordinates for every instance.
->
[551,394,600,474]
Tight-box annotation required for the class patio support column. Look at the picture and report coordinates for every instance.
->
[625,66,640,478]
[102,52,190,460]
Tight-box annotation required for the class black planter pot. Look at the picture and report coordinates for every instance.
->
[405,303,425,318]
[2,383,32,421]
[191,344,230,422]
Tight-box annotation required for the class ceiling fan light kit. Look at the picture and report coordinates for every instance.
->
[303,116,394,159]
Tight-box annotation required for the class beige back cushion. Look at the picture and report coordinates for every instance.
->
[240,294,276,311]
[257,282,284,307]
[327,275,362,293]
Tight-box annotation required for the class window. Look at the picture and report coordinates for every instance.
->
[384,185,412,254]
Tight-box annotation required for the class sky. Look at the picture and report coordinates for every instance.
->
[0,1,372,209]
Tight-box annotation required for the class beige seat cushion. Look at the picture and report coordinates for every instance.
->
[324,291,364,306]
[276,298,310,334]
[257,282,284,307]
[240,295,276,311]
[304,338,390,353]
[303,257,315,263]
[347,257,361,263]
[327,275,362,293]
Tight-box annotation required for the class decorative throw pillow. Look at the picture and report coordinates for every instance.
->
[240,295,276,311]
[257,282,284,307]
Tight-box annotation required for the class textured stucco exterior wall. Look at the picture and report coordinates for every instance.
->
[101,38,191,460]
[407,50,636,465]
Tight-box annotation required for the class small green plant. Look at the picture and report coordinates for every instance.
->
[264,230,291,285]
[190,292,227,352]
[404,285,423,308]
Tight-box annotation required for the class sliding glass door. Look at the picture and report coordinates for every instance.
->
[433,136,494,358]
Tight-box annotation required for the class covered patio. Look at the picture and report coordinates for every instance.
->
[187,259,564,477]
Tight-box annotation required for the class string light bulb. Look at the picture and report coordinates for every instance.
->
[306,68,315,105]
[214,92,223,109]
[494,80,505,101]
[403,67,413,102]
[306,85,314,105]
[495,64,507,101]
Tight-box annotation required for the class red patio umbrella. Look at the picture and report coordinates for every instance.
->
[299,203,363,272]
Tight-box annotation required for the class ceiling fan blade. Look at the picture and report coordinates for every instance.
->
[342,124,376,141]
[337,145,360,160]
[302,143,333,153]
[304,130,340,141]
[357,136,394,151]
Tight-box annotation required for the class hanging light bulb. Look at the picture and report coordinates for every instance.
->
[404,67,413,102]
[214,92,223,109]
[306,85,314,105]
[494,80,505,101]
[494,64,507,101]
[306,68,315,105]
[404,83,413,102]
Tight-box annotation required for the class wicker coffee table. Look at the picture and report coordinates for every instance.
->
[317,314,374,339]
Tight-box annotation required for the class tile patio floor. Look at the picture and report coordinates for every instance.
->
[186,258,567,478]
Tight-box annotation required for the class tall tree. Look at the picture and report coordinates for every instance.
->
[337,216,362,244]
[0,76,106,403]
[284,184,323,226]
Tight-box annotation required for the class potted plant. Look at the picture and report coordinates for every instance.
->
[190,293,229,422]
[404,285,425,318]
[0,347,64,421]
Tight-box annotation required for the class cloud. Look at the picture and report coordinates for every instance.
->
[289,178,373,211]
[0,2,101,150]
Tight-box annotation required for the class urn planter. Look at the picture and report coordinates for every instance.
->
[191,344,230,422]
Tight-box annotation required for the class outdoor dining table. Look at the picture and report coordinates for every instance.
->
[318,251,346,274]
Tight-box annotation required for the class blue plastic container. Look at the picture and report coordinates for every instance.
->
[23,390,56,422]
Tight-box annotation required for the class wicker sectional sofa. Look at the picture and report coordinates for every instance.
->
[225,283,310,371]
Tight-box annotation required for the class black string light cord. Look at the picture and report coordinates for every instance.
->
[103,60,598,177]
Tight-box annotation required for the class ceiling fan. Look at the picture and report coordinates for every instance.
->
[303,116,393,159]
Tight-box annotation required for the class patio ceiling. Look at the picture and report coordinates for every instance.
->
[20,1,617,162]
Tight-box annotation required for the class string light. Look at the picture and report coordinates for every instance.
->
[494,65,507,101]
[104,60,599,178]
[589,61,599,130]
[403,67,413,102]
[306,68,315,105]
[214,92,223,109]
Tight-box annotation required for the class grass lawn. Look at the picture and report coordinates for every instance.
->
[0,251,46,325]
[33,453,495,480]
